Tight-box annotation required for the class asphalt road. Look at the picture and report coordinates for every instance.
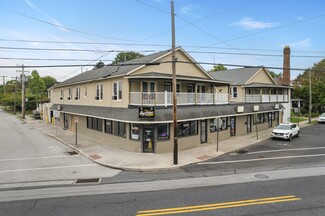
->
[0,109,121,188]
[1,175,324,216]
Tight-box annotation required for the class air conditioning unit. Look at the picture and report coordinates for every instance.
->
[95,96,99,100]
[75,97,79,100]
[237,106,244,113]
[275,104,280,109]
[253,105,259,111]
[67,97,71,100]
[60,97,63,100]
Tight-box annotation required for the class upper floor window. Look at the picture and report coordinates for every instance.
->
[75,86,80,100]
[113,81,122,100]
[84,87,87,97]
[60,90,64,100]
[231,87,238,98]
[68,88,72,100]
[96,84,103,100]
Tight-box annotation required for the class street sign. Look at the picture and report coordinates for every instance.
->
[74,116,79,123]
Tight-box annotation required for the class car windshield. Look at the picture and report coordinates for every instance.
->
[276,125,291,130]
[321,113,325,117]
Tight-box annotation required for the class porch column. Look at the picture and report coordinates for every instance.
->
[195,82,198,104]
[259,88,262,103]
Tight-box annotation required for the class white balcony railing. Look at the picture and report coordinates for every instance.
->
[130,92,229,106]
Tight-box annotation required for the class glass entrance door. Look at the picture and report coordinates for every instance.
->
[268,113,273,128]
[230,116,236,136]
[143,125,154,153]
[63,113,69,129]
[200,120,207,144]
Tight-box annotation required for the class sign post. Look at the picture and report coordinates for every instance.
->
[74,116,78,146]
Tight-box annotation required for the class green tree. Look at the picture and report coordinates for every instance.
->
[93,61,105,69]
[209,64,227,72]
[111,51,144,64]
[293,59,325,113]
[268,70,282,78]
[42,76,57,90]
[28,70,46,99]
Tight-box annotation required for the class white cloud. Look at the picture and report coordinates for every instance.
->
[24,0,69,32]
[180,5,201,18]
[229,17,277,30]
[287,38,311,49]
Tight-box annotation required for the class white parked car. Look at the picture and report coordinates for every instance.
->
[271,123,300,141]
[318,113,325,123]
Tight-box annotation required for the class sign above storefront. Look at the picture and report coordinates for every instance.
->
[139,107,155,118]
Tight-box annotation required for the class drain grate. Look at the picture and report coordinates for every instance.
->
[66,151,79,156]
[235,149,248,154]
[74,178,101,184]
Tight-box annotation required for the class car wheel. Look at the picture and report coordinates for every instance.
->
[289,134,293,141]
[297,131,300,138]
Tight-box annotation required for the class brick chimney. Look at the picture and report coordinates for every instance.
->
[283,46,291,86]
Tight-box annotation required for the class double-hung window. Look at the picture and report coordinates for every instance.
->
[113,81,122,100]
[231,87,238,98]
[96,84,103,100]
[75,86,80,100]
[60,90,64,100]
[68,88,72,100]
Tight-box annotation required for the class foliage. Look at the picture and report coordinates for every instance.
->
[268,70,282,78]
[209,64,227,72]
[111,51,144,64]
[28,70,46,98]
[93,61,105,69]
[293,59,325,114]
[42,76,57,90]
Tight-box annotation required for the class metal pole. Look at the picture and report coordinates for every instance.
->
[17,65,28,119]
[308,70,312,123]
[255,113,259,140]
[171,0,178,165]
[75,122,78,146]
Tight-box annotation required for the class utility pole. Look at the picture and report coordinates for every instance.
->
[17,65,29,119]
[171,0,178,165]
[11,76,18,115]
[1,76,7,94]
[308,69,312,123]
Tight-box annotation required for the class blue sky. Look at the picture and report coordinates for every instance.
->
[0,0,324,82]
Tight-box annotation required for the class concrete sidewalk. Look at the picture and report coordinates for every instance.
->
[23,116,315,171]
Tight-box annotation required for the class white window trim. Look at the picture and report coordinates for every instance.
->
[75,86,80,100]
[113,80,122,101]
[95,83,103,101]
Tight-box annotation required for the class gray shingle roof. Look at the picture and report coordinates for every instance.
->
[50,103,282,123]
[54,49,171,88]
[209,68,261,84]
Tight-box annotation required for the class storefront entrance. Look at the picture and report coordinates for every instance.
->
[268,112,273,128]
[230,116,236,136]
[200,120,207,144]
[143,125,154,153]
[63,113,69,129]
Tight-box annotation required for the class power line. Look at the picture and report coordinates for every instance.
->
[1,38,324,54]
[0,57,114,61]
[0,6,134,42]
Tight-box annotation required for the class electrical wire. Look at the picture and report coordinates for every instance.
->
[0,6,134,42]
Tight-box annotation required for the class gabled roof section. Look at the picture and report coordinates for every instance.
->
[209,68,260,85]
[54,49,171,88]
[246,68,277,85]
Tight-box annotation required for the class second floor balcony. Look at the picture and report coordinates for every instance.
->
[130,92,229,106]
[230,94,289,103]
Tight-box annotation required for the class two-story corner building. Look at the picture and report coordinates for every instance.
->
[209,67,292,122]
[48,47,284,154]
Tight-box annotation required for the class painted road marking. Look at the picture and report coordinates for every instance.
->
[0,155,78,162]
[246,146,325,155]
[0,164,96,173]
[198,153,325,165]
[136,195,301,216]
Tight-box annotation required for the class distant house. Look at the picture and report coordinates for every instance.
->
[46,47,284,154]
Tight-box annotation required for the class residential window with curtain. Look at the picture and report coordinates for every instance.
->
[68,88,72,100]
[60,90,64,100]
[75,86,80,100]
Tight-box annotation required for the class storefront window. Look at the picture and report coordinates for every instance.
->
[158,123,170,140]
[130,124,140,140]
[255,113,264,124]
[86,117,102,132]
[177,121,197,137]
[210,117,227,132]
